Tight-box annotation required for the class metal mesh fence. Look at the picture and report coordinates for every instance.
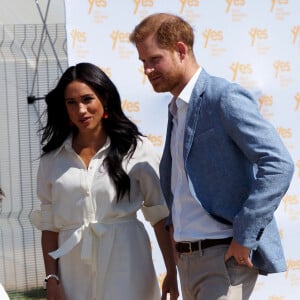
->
[0,23,68,296]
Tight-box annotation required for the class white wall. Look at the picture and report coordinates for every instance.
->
[0,0,65,25]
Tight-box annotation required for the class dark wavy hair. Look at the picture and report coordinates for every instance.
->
[40,62,143,200]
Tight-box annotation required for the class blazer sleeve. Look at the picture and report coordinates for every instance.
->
[219,83,294,249]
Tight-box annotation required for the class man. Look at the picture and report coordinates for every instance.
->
[130,13,294,300]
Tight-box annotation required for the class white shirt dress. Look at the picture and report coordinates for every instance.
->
[31,135,169,300]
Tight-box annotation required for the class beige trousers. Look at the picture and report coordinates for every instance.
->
[177,244,259,300]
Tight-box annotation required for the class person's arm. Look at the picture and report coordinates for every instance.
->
[33,155,65,299]
[168,225,178,265]
[219,84,294,247]
[153,218,179,300]
[42,231,65,300]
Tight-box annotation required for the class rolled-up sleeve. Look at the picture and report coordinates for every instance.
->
[133,138,169,226]
[141,204,169,226]
[30,155,59,232]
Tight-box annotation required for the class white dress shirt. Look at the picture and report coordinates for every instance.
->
[170,68,233,242]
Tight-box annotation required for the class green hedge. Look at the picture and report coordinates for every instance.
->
[7,288,46,300]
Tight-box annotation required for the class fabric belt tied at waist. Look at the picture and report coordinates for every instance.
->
[48,216,137,263]
[49,222,108,271]
[175,237,232,254]
[48,217,136,300]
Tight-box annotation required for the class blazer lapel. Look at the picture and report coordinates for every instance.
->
[183,69,208,161]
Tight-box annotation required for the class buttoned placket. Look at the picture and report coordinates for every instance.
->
[85,158,98,221]
[49,149,110,300]
[171,98,187,238]
[49,146,106,263]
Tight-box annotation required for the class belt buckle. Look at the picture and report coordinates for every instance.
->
[182,241,193,254]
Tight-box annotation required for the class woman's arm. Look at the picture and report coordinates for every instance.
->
[153,218,179,300]
[42,231,65,300]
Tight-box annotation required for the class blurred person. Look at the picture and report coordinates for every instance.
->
[0,283,10,300]
[31,62,178,300]
[0,188,10,300]
[0,188,4,211]
[130,13,294,300]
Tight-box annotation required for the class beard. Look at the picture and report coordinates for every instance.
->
[148,69,181,93]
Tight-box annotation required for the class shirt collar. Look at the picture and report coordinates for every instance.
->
[52,134,111,157]
[169,67,202,116]
[178,67,201,104]
[51,134,72,157]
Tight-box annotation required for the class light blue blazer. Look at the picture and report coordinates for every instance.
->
[160,69,294,275]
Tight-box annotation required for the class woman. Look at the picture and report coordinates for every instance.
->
[30,63,178,300]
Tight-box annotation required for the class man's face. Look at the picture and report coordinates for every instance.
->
[136,35,184,96]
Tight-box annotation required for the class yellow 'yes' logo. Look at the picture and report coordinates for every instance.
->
[225,0,245,13]
[277,126,292,139]
[70,29,87,48]
[230,62,252,81]
[133,0,153,14]
[273,60,290,78]
[286,259,300,278]
[110,31,130,50]
[98,66,111,78]
[122,100,140,112]
[282,195,298,212]
[202,29,223,48]
[270,0,289,12]
[87,0,107,14]
[249,28,268,46]
[258,95,273,110]
[179,0,199,14]
[138,66,148,85]
[147,134,163,147]
[296,160,300,177]
[291,25,300,44]
[294,93,300,111]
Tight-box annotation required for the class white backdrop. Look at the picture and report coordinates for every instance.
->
[64,1,300,299]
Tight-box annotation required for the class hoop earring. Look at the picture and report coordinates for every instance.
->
[103,108,109,119]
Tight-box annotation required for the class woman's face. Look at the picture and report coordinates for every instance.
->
[64,80,105,134]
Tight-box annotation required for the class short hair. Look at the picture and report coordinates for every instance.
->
[129,13,194,51]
